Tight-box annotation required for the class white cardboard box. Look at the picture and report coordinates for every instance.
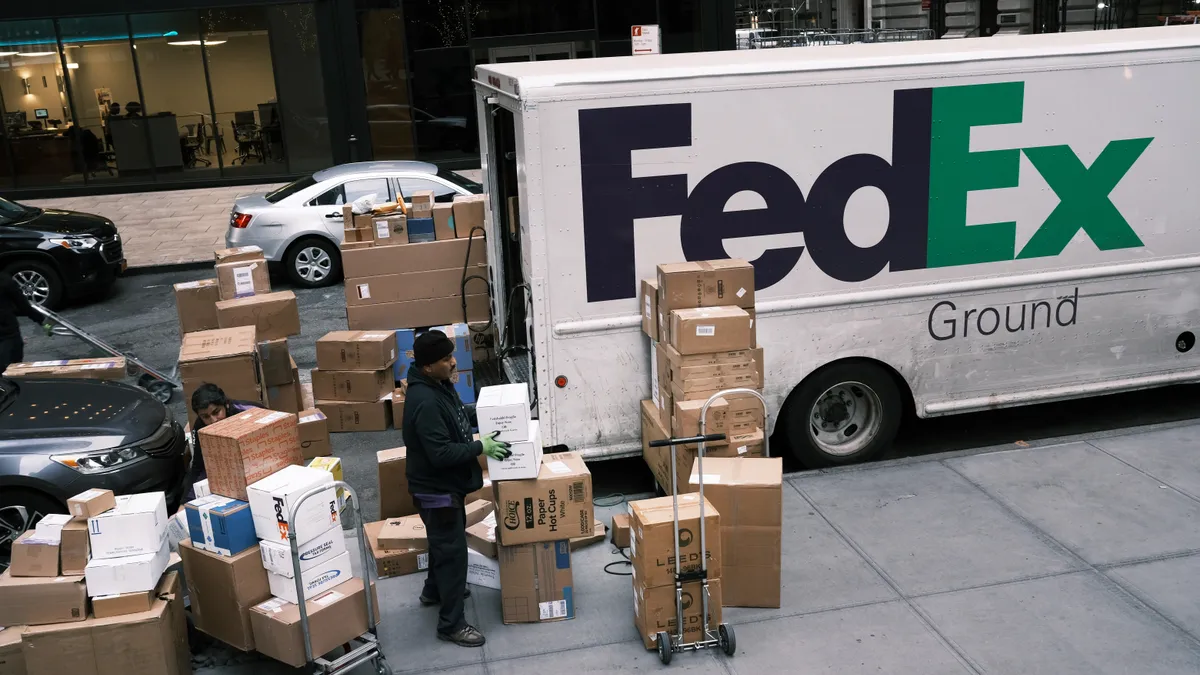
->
[167,511,190,552]
[267,550,352,604]
[247,465,340,546]
[467,548,501,590]
[88,492,168,559]
[85,537,170,597]
[33,513,72,543]
[476,383,532,443]
[486,419,544,481]
[259,525,347,578]
[194,479,212,498]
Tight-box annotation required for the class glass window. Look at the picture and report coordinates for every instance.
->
[311,184,343,206]
[265,4,332,173]
[266,174,317,203]
[474,0,593,37]
[0,19,76,188]
[662,0,703,53]
[359,6,416,161]
[598,0,658,41]
[397,175,454,202]
[344,177,391,204]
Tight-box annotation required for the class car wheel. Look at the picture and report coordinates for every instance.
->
[783,361,903,469]
[0,488,65,567]
[285,237,341,288]
[5,259,64,310]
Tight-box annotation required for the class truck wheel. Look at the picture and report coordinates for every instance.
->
[783,361,902,469]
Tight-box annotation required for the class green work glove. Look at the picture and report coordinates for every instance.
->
[481,431,512,460]
[42,322,54,337]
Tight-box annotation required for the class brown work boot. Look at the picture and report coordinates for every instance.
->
[437,624,486,648]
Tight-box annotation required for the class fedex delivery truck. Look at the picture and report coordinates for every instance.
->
[471,25,1200,468]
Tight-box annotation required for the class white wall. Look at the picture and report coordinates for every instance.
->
[0,58,69,122]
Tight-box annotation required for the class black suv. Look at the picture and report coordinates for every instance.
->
[0,197,126,310]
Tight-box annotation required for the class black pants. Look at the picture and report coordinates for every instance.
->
[0,335,23,375]
[417,499,468,635]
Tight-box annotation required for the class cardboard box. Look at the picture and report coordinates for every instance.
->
[498,540,574,624]
[344,266,487,307]
[311,368,393,402]
[195,479,212,497]
[687,457,781,527]
[341,240,373,251]
[670,307,753,355]
[673,395,764,444]
[391,387,405,422]
[250,578,380,668]
[178,539,269,650]
[659,340,757,382]
[570,518,607,550]
[641,399,694,494]
[487,419,544,481]
[3,357,126,380]
[466,511,498,559]
[258,339,293,387]
[432,202,455,240]
[298,409,332,459]
[477,383,532,442]
[345,294,489,330]
[68,488,116,519]
[493,452,594,546]
[85,538,170,597]
[307,456,346,508]
[342,238,487,280]
[20,572,189,675]
[259,525,346,578]
[32,513,70,540]
[369,214,408,245]
[0,571,87,626]
[185,495,259,557]
[8,532,58,577]
[216,258,271,301]
[657,259,755,311]
[633,574,723,650]
[92,588,155,619]
[317,397,393,432]
[216,291,301,341]
[198,408,301,501]
[301,382,315,409]
[88,492,168,560]
[166,511,189,553]
[377,515,426,551]
[721,526,781,608]
[453,194,486,238]
[247,464,340,546]
[342,227,360,243]
[0,625,25,675]
[267,550,351,604]
[612,513,631,548]
[173,278,221,334]
[61,518,90,575]
[364,520,428,578]
[410,190,435,216]
[216,246,264,264]
[267,376,304,415]
[179,327,267,422]
[467,548,501,589]
[316,331,398,371]
[630,493,722,589]
[641,278,659,341]
[376,447,490,519]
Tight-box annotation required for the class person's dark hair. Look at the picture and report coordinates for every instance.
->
[191,383,228,413]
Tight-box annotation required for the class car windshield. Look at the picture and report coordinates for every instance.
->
[264,175,318,204]
[0,198,35,223]
[437,169,483,194]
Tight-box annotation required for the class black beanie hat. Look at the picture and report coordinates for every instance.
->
[413,330,455,367]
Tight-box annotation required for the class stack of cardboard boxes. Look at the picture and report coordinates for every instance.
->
[341,204,408,251]
[312,331,399,432]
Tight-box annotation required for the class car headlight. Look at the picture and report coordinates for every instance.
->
[49,236,99,250]
[52,447,147,473]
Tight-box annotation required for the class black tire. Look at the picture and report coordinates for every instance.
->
[4,259,64,310]
[657,631,673,665]
[718,623,736,656]
[284,237,342,288]
[783,360,903,469]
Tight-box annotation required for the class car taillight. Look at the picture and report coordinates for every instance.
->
[231,212,253,228]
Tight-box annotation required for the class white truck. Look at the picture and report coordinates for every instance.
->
[470,25,1200,468]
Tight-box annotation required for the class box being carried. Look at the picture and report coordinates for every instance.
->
[476,383,532,442]
[198,408,301,501]
[487,419,544,481]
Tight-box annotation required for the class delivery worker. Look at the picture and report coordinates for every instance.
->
[186,383,260,500]
[403,330,511,648]
[0,272,53,375]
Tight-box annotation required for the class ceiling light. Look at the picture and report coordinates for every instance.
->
[67,62,79,69]
[167,39,225,46]
[17,51,55,57]
[0,51,17,57]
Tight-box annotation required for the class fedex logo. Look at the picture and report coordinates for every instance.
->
[578,81,1151,303]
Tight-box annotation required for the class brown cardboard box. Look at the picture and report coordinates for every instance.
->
[343,227,360,243]
[4,357,126,381]
[658,341,756,383]
[179,539,270,651]
[368,214,408,245]
[498,540,574,624]
[8,532,58,577]
[687,457,781,528]
[453,194,486,238]
[641,278,659,341]
[466,513,498,558]
[173,278,221,334]
[317,397,393,432]
[92,589,155,619]
[179,327,266,423]
[747,307,757,347]
[301,382,315,409]
[216,259,271,301]
[0,570,87,626]
[342,205,380,230]
[633,573,722,650]
[215,246,265,264]
[377,515,426,550]
[342,238,486,279]
[196,408,301,501]
[267,376,304,415]
[216,291,301,341]
[316,331,398,371]
[377,447,489,519]
[0,625,24,675]
[657,259,755,311]
[344,266,487,307]
[20,572,189,675]
[721,526,781,608]
[311,368,393,403]
[432,202,455,240]
[670,307,753,355]
[61,518,90,575]
[493,452,594,546]
[629,493,722,590]
[391,388,405,422]
[365,520,428,578]
[641,399,692,494]
[611,513,631,549]
[570,518,607,550]
[298,408,332,459]
[341,241,373,251]
[409,190,435,218]
[68,488,116,518]
[258,339,293,387]
[250,578,380,668]
[345,294,489,331]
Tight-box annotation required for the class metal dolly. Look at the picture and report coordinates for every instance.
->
[32,305,181,403]
[646,387,769,666]
[287,481,392,675]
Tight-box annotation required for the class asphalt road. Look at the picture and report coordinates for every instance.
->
[20,268,1200,520]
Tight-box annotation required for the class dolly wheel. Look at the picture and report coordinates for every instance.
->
[376,657,393,675]
[656,631,673,665]
[718,624,736,656]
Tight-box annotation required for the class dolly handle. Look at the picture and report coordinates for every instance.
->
[649,434,726,448]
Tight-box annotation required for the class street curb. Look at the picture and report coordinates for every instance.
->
[123,261,213,276]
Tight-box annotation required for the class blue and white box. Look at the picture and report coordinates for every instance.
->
[267,550,353,604]
[185,495,258,557]
[259,524,346,577]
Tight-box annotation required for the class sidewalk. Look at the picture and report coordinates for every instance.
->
[199,420,1200,675]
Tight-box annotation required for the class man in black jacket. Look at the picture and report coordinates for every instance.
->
[403,330,511,648]
[0,272,51,374]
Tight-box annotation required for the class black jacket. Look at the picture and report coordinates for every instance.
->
[0,273,41,340]
[402,364,483,499]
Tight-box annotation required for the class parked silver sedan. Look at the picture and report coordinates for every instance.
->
[225,161,481,288]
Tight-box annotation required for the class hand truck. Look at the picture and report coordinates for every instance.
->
[287,481,392,675]
[646,387,769,666]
